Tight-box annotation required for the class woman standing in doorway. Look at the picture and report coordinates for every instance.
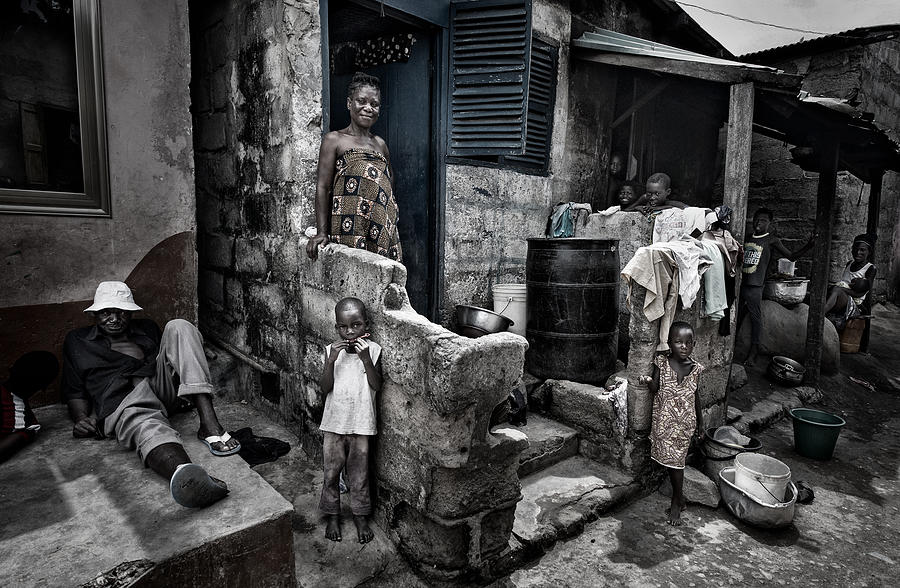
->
[306,72,403,262]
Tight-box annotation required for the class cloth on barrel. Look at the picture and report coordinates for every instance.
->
[621,238,711,350]
[699,240,727,321]
[329,149,402,261]
[622,246,679,351]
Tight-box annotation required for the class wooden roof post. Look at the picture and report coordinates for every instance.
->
[724,82,754,243]
[724,82,753,404]
[805,137,841,384]
[867,169,884,236]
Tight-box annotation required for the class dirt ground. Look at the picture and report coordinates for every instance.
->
[497,304,900,587]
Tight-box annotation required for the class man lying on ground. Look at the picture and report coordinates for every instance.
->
[63,281,240,507]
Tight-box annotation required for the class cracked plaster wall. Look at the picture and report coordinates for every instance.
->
[0,0,197,310]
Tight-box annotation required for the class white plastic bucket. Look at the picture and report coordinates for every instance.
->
[492,283,527,337]
[734,452,791,505]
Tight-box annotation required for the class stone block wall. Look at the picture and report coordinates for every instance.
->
[190,0,322,375]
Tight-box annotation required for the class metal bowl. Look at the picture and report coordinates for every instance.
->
[763,278,809,306]
[768,355,805,386]
[455,305,513,338]
[719,467,797,529]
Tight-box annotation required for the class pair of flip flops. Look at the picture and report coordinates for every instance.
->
[170,463,229,508]
[198,431,242,456]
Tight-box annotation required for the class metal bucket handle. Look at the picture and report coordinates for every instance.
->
[498,296,513,316]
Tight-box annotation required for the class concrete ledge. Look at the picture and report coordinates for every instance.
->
[512,456,639,551]
[0,405,295,587]
[512,414,579,477]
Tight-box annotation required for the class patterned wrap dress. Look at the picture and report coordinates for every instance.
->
[650,354,704,469]
[329,148,403,262]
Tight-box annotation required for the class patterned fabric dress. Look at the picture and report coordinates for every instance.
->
[329,149,402,261]
[650,354,704,469]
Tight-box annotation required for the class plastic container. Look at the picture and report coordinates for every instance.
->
[492,283,527,337]
[734,452,791,505]
[789,407,846,460]
[719,467,797,529]
[702,427,762,460]
[839,318,866,353]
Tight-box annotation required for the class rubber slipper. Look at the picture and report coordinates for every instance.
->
[198,431,242,456]
[170,463,229,508]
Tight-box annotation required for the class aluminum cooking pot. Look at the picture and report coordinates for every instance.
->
[768,355,805,385]
[455,305,513,338]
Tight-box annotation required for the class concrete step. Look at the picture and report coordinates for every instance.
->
[512,413,579,477]
[511,455,640,551]
[729,386,821,435]
[527,379,629,469]
[212,403,426,588]
[0,404,295,587]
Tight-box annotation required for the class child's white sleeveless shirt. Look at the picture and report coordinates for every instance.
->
[320,341,382,436]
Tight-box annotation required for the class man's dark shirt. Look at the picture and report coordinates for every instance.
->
[62,319,162,420]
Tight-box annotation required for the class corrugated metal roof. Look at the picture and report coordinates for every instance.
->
[741,24,900,61]
[573,29,778,71]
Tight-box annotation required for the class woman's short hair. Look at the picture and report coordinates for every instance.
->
[348,72,380,97]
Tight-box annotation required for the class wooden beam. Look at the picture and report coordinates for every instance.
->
[804,138,840,384]
[611,80,670,128]
[724,83,754,244]
[867,169,884,235]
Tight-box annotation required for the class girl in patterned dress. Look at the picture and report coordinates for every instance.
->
[640,321,704,526]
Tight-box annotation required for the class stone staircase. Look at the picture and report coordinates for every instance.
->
[492,376,643,573]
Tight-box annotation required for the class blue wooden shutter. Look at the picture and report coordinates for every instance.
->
[505,38,556,169]
[449,0,532,156]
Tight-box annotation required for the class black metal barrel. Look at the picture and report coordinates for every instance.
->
[525,238,619,385]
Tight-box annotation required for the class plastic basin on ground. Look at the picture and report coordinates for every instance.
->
[789,407,846,460]
[719,467,797,529]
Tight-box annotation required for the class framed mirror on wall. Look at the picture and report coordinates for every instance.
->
[0,0,109,216]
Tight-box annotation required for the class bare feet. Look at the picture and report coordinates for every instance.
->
[745,345,759,367]
[325,514,342,541]
[666,500,686,526]
[354,515,374,544]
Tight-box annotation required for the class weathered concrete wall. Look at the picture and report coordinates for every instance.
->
[190,0,321,364]
[0,0,197,401]
[860,40,900,301]
[0,0,196,308]
[582,212,732,475]
[749,40,900,300]
[212,240,528,580]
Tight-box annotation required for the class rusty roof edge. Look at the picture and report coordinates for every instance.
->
[740,24,900,62]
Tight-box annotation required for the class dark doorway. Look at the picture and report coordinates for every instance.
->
[328,1,437,316]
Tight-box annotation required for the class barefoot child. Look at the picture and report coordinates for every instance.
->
[739,208,816,366]
[640,321,704,526]
[319,297,383,543]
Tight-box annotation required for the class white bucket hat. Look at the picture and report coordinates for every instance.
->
[84,281,143,313]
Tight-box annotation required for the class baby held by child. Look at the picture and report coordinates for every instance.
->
[318,297,383,544]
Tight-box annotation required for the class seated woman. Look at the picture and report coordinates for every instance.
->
[824,233,877,324]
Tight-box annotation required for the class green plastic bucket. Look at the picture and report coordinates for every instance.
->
[789,408,846,460]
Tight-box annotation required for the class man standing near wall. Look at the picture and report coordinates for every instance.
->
[63,281,239,507]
